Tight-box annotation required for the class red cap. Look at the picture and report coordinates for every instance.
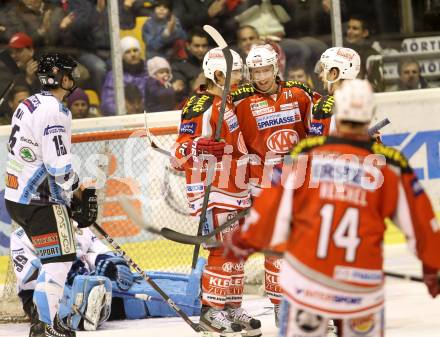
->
[8,32,33,49]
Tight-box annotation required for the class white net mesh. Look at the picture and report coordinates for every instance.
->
[0,125,264,323]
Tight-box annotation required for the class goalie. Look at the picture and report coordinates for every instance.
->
[10,217,135,336]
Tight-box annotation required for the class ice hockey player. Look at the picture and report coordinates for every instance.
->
[10,222,133,335]
[231,43,317,326]
[310,47,360,136]
[228,79,440,337]
[171,47,261,336]
[4,53,98,337]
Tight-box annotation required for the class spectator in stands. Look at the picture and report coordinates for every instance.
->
[0,33,40,95]
[142,0,186,59]
[235,25,287,78]
[171,27,210,95]
[125,84,143,114]
[119,0,145,30]
[6,0,67,47]
[145,56,182,112]
[287,64,316,90]
[235,1,312,73]
[0,85,30,125]
[101,36,147,115]
[387,58,431,92]
[61,0,109,94]
[0,2,25,45]
[344,14,379,79]
[66,88,92,119]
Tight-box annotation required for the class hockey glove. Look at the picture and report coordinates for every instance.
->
[95,255,133,291]
[423,264,440,298]
[71,187,98,228]
[185,137,230,161]
[67,260,89,286]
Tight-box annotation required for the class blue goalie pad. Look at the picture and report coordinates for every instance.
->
[58,275,112,330]
[114,257,206,319]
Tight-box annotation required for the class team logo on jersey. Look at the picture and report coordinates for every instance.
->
[237,131,248,154]
[22,95,41,113]
[179,122,197,135]
[266,129,299,154]
[250,100,268,111]
[43,125,66,136]
[6,173,19,189]
[256,110,301,130]
[309,122,324,135]
[225,114,239,132]
[19,147,36,162]
[349,314,375,334]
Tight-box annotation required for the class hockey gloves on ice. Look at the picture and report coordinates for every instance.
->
[185,137,231,161]
[95,255,134,291]
[71,187,98,228]
[67,260,89,285]
[423,264,440,298]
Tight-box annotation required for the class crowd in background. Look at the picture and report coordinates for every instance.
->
[0,0,439,124]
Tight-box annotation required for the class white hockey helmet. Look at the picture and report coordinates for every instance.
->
[203,47,243,83]
[246,44,279,76]
[334,79,374,123]
[319,47,360,83]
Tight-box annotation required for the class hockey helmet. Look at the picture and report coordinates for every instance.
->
[246,44,279,76]
[334,79,374,123]
[319,47,360,83]
[202,47,243,83]
[37,53,79,87]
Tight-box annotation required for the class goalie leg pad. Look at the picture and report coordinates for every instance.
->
[58,275,112,331]
[33,261,72,324]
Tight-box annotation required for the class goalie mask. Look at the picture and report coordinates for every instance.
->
[334,79,374,124]
[317,47,360,84]
[246,44,279,92]
[202,47,243,88]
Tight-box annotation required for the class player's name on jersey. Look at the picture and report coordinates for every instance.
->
[319,181,368,207]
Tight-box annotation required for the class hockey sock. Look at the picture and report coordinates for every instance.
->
[265,255,282,305]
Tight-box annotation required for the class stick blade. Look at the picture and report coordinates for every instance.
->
[203,25,227,48]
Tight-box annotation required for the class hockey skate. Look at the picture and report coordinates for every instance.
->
[199,306,242,335]
[274,304,280,328]
[226,307,261,337]
[29,320,45,337]
[43,315,76,337]
[82,284,107,331]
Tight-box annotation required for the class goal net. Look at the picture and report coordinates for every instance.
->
[0,115,264,323]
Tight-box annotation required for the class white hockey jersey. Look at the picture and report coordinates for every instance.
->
[5,91,77,205]
[10,225,110,293]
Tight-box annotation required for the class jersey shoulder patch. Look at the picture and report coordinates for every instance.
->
[181,94,214,120]
[290,136,327,159]
[312,95,334,120]
[231,83,255,103]
[283,80,314,98]
[21,95,41,113]
[371,142,411,172]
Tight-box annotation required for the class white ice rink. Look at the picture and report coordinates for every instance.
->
[1,244,440,337]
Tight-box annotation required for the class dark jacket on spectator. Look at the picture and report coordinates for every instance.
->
[142,12,186,59]
[171,53,203,96]
[100,62,148,116]
[144,76,177,112]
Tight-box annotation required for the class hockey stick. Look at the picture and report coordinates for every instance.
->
[0,79,15,108]
[384,271,423,282]
[190,25,233,269]
[368,118,390,137]
[118,195,248,245]
[112,290,200,309]
[160,208,249,245]
[143,110,172,157]
[92,222,204,332]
